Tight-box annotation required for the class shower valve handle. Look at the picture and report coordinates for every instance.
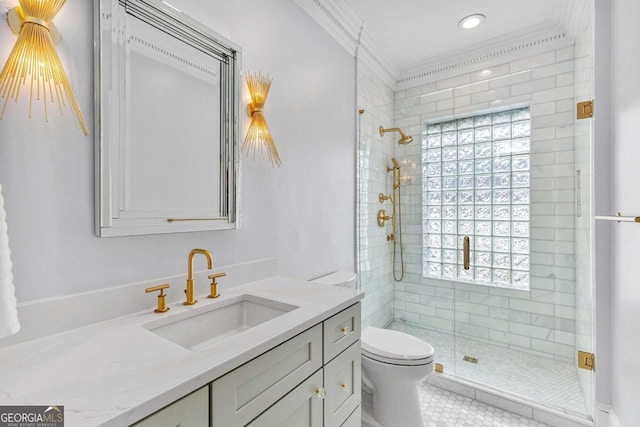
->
[379,193,392,203]
[377,210,392,227]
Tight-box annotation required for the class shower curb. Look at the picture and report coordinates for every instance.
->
[426,372,594,427]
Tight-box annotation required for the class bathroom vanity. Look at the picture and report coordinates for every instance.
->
[0,275,363,426]
[136,303,361,427]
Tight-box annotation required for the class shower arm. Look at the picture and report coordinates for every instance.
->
[379,127,409,139]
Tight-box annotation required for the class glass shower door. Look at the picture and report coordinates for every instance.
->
[449,2,596,414]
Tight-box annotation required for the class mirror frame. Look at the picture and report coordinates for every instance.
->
[94,0,241,237]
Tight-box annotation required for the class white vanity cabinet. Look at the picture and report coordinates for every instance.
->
[131,303,361,427]
[212,303,361,427]
[132,386,209,427]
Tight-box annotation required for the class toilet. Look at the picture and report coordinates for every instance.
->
[311,271,435,427]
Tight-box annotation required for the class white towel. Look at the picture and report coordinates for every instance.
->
[0,183,19,339]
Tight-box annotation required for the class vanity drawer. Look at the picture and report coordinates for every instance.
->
[323,303,361,362]
[323,340,361,427]
[131,386,208,427]
[210,324,322,427]
[246,369,324,427]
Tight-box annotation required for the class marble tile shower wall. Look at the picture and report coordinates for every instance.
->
[357,57,395,328]
[392,46,579,362]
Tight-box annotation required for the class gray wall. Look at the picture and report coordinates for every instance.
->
[0,0,356,302]
[610,0,640,423]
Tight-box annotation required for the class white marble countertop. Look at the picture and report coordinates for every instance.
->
[0,277,363,426]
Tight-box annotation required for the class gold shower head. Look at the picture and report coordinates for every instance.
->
[379,126,414,145]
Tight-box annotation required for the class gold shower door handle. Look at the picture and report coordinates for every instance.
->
[463,236,470,270]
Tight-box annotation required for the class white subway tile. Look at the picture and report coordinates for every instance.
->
[471,87,510,104]
[436,73,472,90]
[530,338,573,358]
[531,101,556,116]
[510,298,554,316]
[511,76,557,96]
[470,63,511,82]
[436,98,455,111]
[510,322,554,340]
[532,60,575,80]
[511,51,556,73]
[454,80,489,96]
[470,314,510,332]
[489,70,532,89]
[555,46,575,63]
[556,72,575,87]
[532,86,574,103]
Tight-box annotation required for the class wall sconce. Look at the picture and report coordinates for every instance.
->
[0,0,88,135]
[243,71,281,167]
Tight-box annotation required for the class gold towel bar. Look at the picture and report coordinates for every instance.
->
[595,213,640,223]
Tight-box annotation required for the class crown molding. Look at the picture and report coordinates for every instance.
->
[294,0,398,87]
[396,24,573,90]
[295,0,588,91]
[294,0,361,55]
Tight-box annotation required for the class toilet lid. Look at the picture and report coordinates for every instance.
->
[361,327,434,361]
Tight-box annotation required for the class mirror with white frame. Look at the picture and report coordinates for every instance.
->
[95,0,241,237]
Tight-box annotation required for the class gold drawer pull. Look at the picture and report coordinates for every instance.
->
[341,383,350,392]
[315,387,326,399]
[341,326,351,335]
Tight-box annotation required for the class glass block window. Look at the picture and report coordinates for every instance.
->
[422,108,531,290]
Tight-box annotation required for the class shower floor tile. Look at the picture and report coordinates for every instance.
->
[419,382,552,427]
[389,321,588,415]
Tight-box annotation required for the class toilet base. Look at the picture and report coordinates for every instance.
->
[362,355,431,427]
[371,381,424,427]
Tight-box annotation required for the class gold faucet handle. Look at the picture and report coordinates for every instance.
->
[145,284,170,313]
[207,272,226,299]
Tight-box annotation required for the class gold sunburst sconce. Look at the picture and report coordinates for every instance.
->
[0,0,88,135]
[243,72,281,167]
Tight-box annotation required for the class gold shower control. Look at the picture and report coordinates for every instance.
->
[379,193,392,203]
[377,209,391,227]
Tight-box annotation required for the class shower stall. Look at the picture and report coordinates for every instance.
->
[356,1,595,421]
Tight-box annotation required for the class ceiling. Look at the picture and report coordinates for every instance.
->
[342,0,572,72]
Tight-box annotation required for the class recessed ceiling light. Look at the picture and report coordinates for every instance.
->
[458,14,486,30]
[479,69,493,77]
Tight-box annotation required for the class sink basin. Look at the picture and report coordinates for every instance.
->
[144,294,298,350]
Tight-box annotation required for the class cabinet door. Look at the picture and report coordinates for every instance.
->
[246,370,324,427]
[340,406,361,427]
[131,386,208,427]
[324,341,361,427]
[323,303,361,363]
[211,324,322,426]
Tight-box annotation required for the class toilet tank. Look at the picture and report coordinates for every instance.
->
[311,271,357,289]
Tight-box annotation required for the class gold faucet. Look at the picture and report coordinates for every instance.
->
[184,248,213,305]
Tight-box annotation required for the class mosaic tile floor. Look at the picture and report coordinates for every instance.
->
[418,382,551,427]
[389,321,588,415]
[362,383,551,427]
